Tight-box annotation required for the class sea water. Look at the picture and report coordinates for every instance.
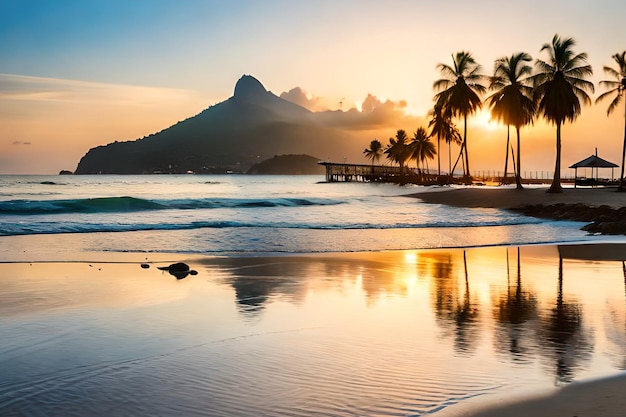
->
[2,175,626,417]
[0,174,610,259]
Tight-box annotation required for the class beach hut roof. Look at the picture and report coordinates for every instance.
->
[569,155,618,169]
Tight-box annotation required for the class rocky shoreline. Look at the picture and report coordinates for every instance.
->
[411,187,626,236]
[510,203,626,235]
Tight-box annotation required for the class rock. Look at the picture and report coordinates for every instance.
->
[157,262,197,279]
[513,203,626,236]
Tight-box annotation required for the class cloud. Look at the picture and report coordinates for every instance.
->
[313,93,421,131]
[280,85,423,130]
[0,73,204,106]
[279,87,329,111]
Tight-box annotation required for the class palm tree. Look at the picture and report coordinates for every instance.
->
[429,105,462,176]
[433,51,486,177]
[363,139,383,166]
[596,51,626,191]
[487,52,536,189]
[533,34,594,193]
[384,129,411,173]
[410,127,437,173]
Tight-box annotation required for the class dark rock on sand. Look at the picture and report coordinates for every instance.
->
[511,204,626,235]
[157,262,197,279]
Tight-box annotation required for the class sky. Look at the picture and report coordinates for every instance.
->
[0,0,624,175]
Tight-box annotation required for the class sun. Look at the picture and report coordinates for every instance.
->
[473,109,500,131]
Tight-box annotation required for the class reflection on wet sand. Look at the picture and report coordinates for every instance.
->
[202,244,626,383]
[2,245,626,417]
[492,248,539,362]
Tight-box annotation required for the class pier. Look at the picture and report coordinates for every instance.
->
[319,162,577,185]
[318,162,438,184]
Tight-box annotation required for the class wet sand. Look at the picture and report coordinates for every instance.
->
[409,186,626,209]
[2,243,626,416]
[442,373,626,417]
[408,186,626,416]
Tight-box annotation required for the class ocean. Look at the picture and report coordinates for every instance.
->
[0,174,608,259]
[2,174,626,417]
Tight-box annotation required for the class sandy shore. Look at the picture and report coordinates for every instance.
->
[407,186,626,416]
[2,242,626,416]
[409,186,626,209]
[441,373,626,417]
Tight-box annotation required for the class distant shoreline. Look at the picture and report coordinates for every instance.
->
[409,186,626,235]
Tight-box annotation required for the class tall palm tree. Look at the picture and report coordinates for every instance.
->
[428,104,460,176]
[596,51,626,191]
[429,105,462,176]
[384,129,411,173]
[363,139,383,166]
[410,127,437,173]
[533,34,594,193]
[433,51,486,177]
[487,52,536,189]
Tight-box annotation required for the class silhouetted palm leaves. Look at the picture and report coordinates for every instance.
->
[428,104,462,176]
[488,53,535,189]
[433,52,486,177]
[363,139,383,166]
[409,127,436,173]
[596,51,626,191]
[384,129,411,172]
[533,34,594,193]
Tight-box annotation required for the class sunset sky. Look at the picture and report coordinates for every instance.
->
[1,0,624,175]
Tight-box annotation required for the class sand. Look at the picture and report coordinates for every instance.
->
[408,185,626,416]
[442,373,626,417]
[409,186,626,209]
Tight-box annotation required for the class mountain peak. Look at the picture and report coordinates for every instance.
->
[234,75,267,98]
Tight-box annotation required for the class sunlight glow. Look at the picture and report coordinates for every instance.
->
[404,252,418,264]
[474,109,500,131]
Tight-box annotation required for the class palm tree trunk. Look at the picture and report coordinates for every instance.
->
[548,122,563,193]
[618,101,626,192]
[437,134,441,176]
[463,115,470,176]
[503,126,510,184]
[451,140,465,176]
[448,141,452,175]
[515,126,523,190]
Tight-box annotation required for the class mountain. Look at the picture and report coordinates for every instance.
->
[246,154,325,175]
[74,75,357,174]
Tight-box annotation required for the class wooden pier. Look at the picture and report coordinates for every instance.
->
[318,162,571,186]
[318,162,438,184]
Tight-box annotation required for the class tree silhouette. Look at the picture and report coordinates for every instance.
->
[363,139,383,166]
[487,53,535,189]
[384,129,411,173]
[596,51,626,191]
[409,127,436,174]
[433,51,486,177]
[428,104,462,176]
[533,34,594,193]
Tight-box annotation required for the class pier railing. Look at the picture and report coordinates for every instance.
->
[319,162,578,185]
[318,162,440,184]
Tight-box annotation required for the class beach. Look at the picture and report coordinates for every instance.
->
[2,177,626,416]
[2,242,626,416]
[440,372,626,417]
[410,185,626,209]
[412,185,626,416]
